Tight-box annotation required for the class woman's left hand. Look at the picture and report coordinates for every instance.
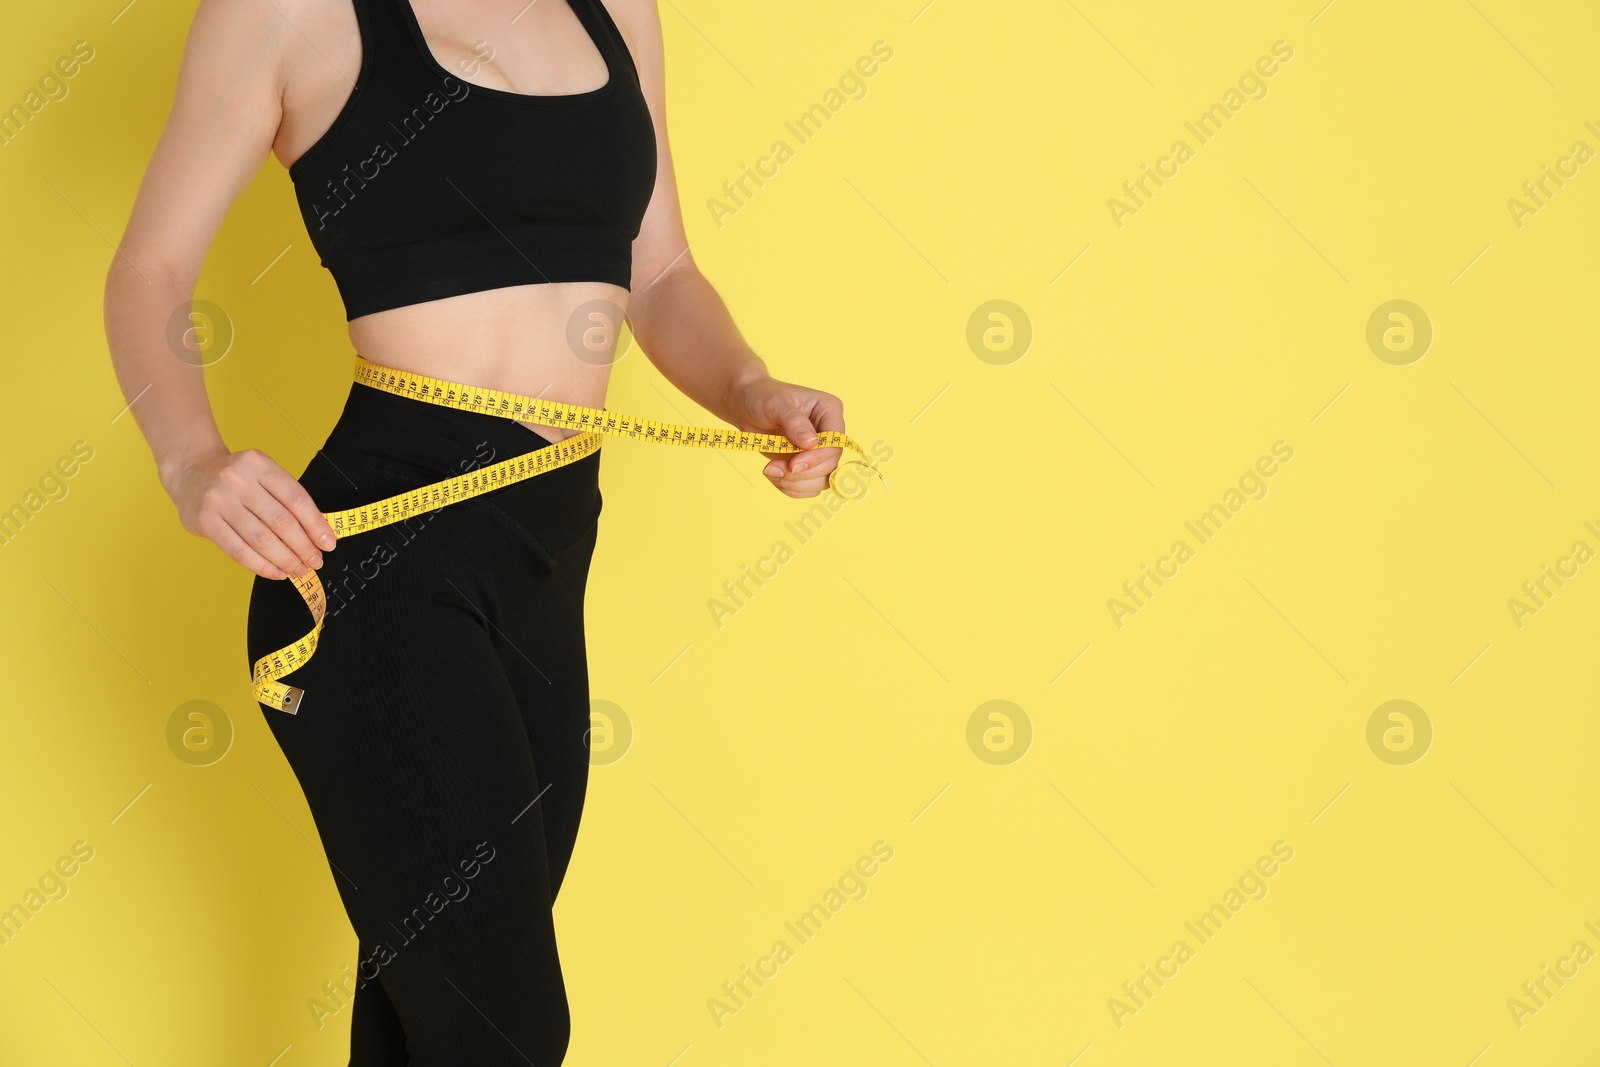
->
[731,376,845,498]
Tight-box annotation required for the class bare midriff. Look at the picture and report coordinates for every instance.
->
[345,284,625,446]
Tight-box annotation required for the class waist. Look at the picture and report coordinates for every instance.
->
[319,376,600,493]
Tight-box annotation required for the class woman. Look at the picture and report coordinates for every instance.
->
[103,0,851,1061]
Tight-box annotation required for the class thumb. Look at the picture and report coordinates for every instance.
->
[774,403,820,450]
[761,404,820,478]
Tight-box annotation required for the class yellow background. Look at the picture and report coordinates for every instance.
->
[2,0,1598,1063]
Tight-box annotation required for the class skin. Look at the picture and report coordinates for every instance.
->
[105,0,848,583]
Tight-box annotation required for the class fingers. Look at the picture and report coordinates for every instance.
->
[769,473,832,497]
[761,397,823,458]
[206,521,291,580]
[245,484,325,576]
[227,453,326,577]
[763,444,841,496]
[759,433,843,479]
[788,441,832,478]
[182,449,333,580]
[789,395,845,477]
[259,463,338,552]
[750,386,846,491]
[780,412,820,451]
[225,498,318,577]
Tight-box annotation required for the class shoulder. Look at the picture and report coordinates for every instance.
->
[181,0,347,79]
[595,0,664,70]
[185,0,319,45]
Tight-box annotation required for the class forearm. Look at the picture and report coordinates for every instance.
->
[625,263,771,428]
[103,257,229,492]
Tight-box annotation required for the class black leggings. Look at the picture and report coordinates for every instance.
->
[246,379,603,1065]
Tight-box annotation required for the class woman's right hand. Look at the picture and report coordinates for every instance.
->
[162,448,337,580]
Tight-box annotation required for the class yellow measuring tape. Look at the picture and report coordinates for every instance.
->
[251,353,884,714]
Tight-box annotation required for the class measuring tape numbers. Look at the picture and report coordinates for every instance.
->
[250,354,884,714]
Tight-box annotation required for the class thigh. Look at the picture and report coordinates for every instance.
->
[479,511,602,900]
[346,936,407,1067]
[249,504,573,1064]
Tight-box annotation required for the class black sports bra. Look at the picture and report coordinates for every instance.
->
[287,0,657,321]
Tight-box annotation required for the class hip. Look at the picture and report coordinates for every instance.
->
[305,378,604,552]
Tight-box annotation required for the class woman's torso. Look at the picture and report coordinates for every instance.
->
[270,0,650,444]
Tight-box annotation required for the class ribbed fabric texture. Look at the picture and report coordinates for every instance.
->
[246,380,603,1064]
[288,0,658,320]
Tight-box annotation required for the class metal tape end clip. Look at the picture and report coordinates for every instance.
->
[280,687,305,716]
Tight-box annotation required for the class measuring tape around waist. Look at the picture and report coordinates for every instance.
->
[250,353,885,715]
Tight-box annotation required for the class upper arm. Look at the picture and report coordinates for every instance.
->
[113,0,291,282]
[608,0,695,294]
